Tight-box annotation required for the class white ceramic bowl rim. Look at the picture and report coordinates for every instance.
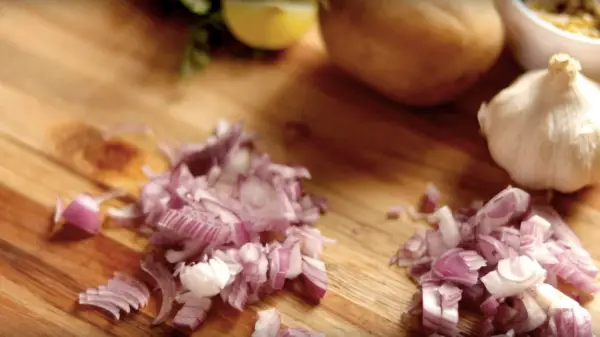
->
[511,0,600,45]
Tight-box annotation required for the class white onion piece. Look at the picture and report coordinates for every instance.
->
[436,206,461,248]
[482,256,546,299]
[251,308,281,337]
[497,256,539,282]
[250,308,324,337]
[179,257,231,299]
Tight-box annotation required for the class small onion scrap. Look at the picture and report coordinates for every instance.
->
[70,121,332,332]
[54,190,126,235]
[390,185,597,336]
[252,308,324,337]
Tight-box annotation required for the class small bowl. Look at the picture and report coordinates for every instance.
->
[494,0,600,81]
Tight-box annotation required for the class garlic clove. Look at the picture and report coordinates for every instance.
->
[478,53,600,193]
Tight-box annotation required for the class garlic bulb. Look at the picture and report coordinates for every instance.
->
[478,53,600,193]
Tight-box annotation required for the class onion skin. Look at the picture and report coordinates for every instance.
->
[318,0,505,107]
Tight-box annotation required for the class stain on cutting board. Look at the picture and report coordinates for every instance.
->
[48,122,168,193]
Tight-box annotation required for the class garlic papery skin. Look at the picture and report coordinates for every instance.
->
[478,53,600,193]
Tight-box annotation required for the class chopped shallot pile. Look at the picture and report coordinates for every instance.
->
[390,185,598,337]
[65,121,331,334]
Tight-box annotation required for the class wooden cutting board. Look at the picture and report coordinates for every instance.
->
[1,1,600,336]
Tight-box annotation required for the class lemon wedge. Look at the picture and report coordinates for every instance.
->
[222,0,317,50]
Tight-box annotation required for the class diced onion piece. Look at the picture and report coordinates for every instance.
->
[432,248,486,286]
[173,292,212,332]
[481,256,546,299]
[513,293,546,333]
[528,283,580,312]
[473,187,531,235]
[477,234,510,265]
[285,239,303,279]
[531,204,582,247]
[61,194,102,235]
[301,256,328,302]
[267,246,290,290]
[548,306,593,337]
[251,308,281,337]
[391,231,429,267]
[179,257,231,299]
[426,230,449,258]
[520,215,552,241]
[436,206,461,249]
[422,283,460,336]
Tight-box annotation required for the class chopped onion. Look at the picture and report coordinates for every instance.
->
[68,121,331,331]
[513,293,546,333]
[179,257,231,299]
[473,187,530,235]
[431,248,486,286]
[435,206,461,249]
[59,194,101,235]
[301,256,328,302]
[481,256,546,298]
[140,255,177,325]
[78,272,149,319]
[251,308,324,337]
[422,282,460,336]
[57,190,126,236]
[251,308,281,337]
[173,292,212,331]
[477,235,511,265]
[390,185,598,336]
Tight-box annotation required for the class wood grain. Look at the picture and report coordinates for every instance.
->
[0,0,599,336]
